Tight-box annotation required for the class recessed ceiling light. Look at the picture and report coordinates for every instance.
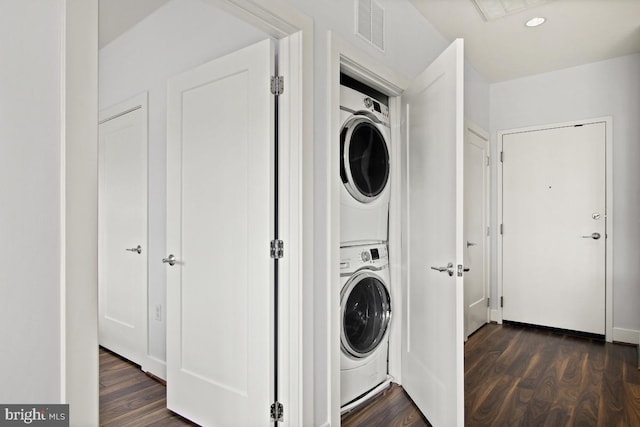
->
[525,17,546,27]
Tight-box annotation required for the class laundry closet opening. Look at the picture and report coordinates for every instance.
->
[338,72,394,412]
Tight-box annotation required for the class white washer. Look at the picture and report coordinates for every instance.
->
[340,243,391,407]
[340,85,391,246]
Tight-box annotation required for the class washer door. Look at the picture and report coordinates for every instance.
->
[341,271,391,359]
[340,115,390,203]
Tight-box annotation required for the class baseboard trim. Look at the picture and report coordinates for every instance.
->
[612,327,640,345]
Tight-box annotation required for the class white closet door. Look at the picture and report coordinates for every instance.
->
[402,39,465,427]
[98,96,148,366]
[165,39,275,426]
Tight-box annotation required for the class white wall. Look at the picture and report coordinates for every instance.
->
[490,53,640,339]
[0,4,99,424]
[99,0,270,368]
[0,0,63,403]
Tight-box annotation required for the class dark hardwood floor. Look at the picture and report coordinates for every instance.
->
[99,347,196,426]
[464,323,640,426]
[343,323,640,427]
[100,323,640,426]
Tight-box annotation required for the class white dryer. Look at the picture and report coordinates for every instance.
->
[340,243,391,407]
[340,84,391,246]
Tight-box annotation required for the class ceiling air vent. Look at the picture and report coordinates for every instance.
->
[356,0,385,52]
[471,0,549,21]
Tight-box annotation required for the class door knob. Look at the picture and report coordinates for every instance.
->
[431,262,454,277]
[162,254,176,266]
[581,232,601,240]
[466,241,477,248]
[125,245,142,254]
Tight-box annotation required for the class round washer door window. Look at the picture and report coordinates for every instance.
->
[340,116,390,203]
[341,272,391,358]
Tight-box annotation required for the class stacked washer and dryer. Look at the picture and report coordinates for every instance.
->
[339,79,393,409]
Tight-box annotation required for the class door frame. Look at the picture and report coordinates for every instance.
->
[464,120,490,339]
[328,34,410,425]
[64,1,314,425]
[496,116,613,341]
[98,92,149,369]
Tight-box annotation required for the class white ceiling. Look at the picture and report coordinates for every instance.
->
[410,0,640,82]
[99,0,640,82]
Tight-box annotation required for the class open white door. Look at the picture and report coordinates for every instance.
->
[166,39,275,426]
[98,96,148,366]
[402,39,465,426]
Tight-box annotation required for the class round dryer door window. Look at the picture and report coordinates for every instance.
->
[340,116,390,203]
[341,272,391,358]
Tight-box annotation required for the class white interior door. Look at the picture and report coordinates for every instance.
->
[98,95,148,366]
[166,39,275,426]
[464,124,489,339]
[502,122,606,335]
[402,39,465,427]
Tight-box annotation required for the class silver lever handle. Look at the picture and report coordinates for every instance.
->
[581,232,601,240]
[431,262,454,277]
[126,245,142,254]
[162,254,176,266]
[466,241,477,248]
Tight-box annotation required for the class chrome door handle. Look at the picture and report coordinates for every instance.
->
[466,241,477,248]
[431,262,454,277]
[581,232,601,240]
[162,254,176,266]
[125,245,142,254]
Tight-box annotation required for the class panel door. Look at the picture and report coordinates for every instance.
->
[98,99,148,366]
[166,39,275,426]
[464,125,489,339]
[502,122,606,334]
[402,39,465,427]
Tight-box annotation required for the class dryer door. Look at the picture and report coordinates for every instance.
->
[340,116,390,203]
[341,271,391,358]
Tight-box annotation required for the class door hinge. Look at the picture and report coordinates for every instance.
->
[500,224,503,235]
[271,76,284,95]
[500,296,504,308]
[486,155,490,167]
[270,239,284,259]
[500,151,504,163]
[270,401,284,422]
[487,226,490,237]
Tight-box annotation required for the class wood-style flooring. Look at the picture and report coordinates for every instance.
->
[99,347,196,426]
[343,323,640,426]
[100,323,640,426]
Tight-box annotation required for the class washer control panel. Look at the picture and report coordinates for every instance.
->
[361,96,390,126]
[340,243,388,273]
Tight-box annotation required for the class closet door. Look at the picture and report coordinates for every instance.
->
[98,95,148,367]
[402,39,465,427]
[165,39,275,426]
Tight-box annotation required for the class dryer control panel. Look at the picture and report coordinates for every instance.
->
[340,243,388,274]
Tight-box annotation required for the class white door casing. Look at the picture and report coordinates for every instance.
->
[464,123,490,339]
[402,39,465,427]
[501,122,606,335]
[98,94,148,366]
[166,39,275,426]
